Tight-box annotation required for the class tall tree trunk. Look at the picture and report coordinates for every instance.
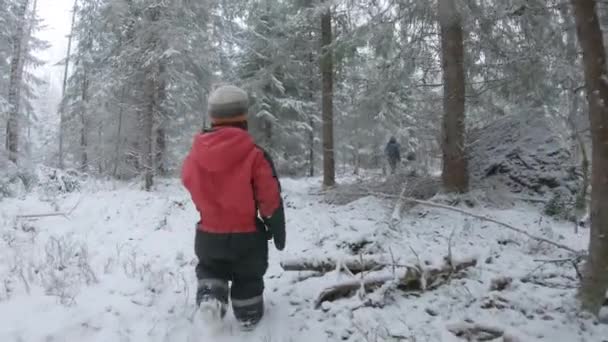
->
[58,0,78,169]
[5,0,30,164]
[80,71,89,172]
[155,62,167,176]
[155,126,166,176]
[308,27,315,178]
[570,0,608,316]
[143,74,156,191]
[112,86,126,178]
[142,6,160,191]
[97,121,103,174]
[264,119,272,147]
[320,5,335,187]
[438,0,468,193]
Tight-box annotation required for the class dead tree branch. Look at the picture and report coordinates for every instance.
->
[314,257,477,308]
[343,191,581,255]
[404,198,581,254]
[281,256,385,274]
[16,213,69,219]
[15,195,83,220]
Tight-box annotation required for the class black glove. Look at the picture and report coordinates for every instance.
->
[256,217,273,240]
[263,203,286,251]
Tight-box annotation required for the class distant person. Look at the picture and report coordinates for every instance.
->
[385,136,401,174]
[181,85,286,330]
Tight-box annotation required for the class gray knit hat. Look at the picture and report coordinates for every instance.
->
[208,85,249,122]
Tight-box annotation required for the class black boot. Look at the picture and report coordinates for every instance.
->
[196,278,229,320]
[232,295,264,330]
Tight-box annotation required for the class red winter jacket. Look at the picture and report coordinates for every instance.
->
[181,127,281,234]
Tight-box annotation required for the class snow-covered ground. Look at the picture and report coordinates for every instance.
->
[0,176,606,341]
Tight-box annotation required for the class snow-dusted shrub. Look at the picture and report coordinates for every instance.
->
[543,189,575,221]
[275,154,308,177]
[39,236,97,305]
[0,152,36,199]
[36,166,86,197]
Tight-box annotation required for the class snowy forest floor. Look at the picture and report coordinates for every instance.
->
[0,174,607,342]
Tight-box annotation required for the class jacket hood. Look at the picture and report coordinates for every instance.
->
[189,127,256,172]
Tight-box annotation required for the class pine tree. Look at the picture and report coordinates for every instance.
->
[2,0,45,165]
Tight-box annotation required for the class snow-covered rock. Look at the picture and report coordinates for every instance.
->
[468,113,582,218]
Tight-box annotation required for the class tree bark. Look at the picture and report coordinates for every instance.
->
[113,86,126,178]
[155,126,166,175]
[5,0,30,164]
[264,118,272,148]
[321,5,335,186]
[58,0,78,169]
[570,0,608,316]
[142,6,160,191]
[155,62,167,176]
[143,73,156,191]
[438,0,468,193]
[80,71,89,172]
[308,27,316,178]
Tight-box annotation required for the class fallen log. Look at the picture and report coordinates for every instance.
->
[280,256,385,274]
[314,257,477,308]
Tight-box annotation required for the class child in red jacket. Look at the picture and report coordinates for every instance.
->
[182,85,285,329]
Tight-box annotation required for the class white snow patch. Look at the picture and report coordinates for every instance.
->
[0,177,606,341]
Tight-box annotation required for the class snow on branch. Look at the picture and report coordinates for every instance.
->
[313,257,477,309]
[280,256,385,274]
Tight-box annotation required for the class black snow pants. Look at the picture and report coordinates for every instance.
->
[194,226,268,324]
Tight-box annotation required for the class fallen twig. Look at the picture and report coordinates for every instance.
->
[16,195,84,220]
[16,212,69,219]
[532,256,585,281]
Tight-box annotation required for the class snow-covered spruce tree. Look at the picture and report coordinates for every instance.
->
[61,0,217,186]
[4,0,30,164]
[1,0,46,165]
[231,0,320,176]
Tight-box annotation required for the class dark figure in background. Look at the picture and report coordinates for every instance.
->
[181,85,286,330]
[385,136,401,174]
